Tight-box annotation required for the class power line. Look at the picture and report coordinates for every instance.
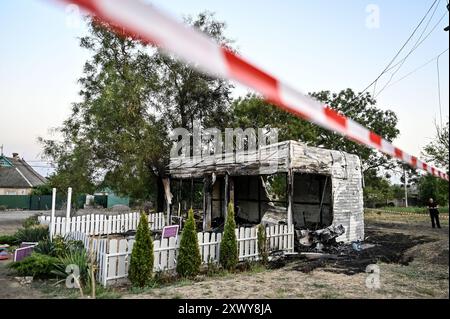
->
[354,0,440,100]
[374,1,443,97]
[382,48,448,91]
[384,10,448,74]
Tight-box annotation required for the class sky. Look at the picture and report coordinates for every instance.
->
[0,0,449,180]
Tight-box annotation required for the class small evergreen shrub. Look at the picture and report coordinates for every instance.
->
[8,253,58,278]
[129,213,154,287]
[257,224,269,265]
[176,208,201,278]
[219,202,238,271]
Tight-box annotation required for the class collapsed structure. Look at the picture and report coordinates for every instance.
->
[165,140,364,245]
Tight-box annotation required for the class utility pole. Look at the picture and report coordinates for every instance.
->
[445,4,449,32]
[404,166,408,208]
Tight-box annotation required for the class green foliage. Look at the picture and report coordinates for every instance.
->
[129,213,154,287]
[0,234,18,245]
[22,215,39,229]
[8,253,58,278]
[363,170,395,207]
[176,209,201,278]
[31,184,53,196]
[257,224,268,265]
[53,247,90,286]
[418,174,449,206]
[33,235,84,257]
[0,205,6,211]
[422,121,449,172]
[39,13,234,201]
[15,225,48,243]
[232,90,400,176]
[219,202,238,271]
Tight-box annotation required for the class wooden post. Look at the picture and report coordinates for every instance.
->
[50,188,56,241]
[203,175,212,231]
[287,170,293,228]
[229,176,235,206]
[66,187,72,232]
[224,173,229,220]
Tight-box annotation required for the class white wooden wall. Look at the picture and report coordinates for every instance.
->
[38,212,165,237]
[67,224,294,287]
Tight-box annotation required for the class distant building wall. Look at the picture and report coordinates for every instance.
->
[0,188,32,195]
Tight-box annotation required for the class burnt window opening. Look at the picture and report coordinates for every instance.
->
[233,174,288,226]
[292,173,333,229]
[171,178,204,215]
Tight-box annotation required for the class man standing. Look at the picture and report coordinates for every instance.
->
[428,198,441,229]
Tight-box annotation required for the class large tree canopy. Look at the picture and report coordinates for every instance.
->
[232,89,400,173]
[40,13,234,200]
[40,18,169,199]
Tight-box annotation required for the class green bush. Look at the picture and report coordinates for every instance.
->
[129,213,154,287]
[34,236,84,257]
[53,248,90,286]
[219,202,238,271]
[176,208,201,278]
[8,253,58,278]
[257,224,268,265]
[34,238,55,256]
[22,215,40,229]
[15,225,49,243]
[0,234,19,245]
[0,205,6,211]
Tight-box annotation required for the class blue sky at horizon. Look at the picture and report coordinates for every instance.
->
[0,0,448,180]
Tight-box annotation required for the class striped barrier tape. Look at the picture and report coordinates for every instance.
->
[365,208,449,219]
[55,0,448,181]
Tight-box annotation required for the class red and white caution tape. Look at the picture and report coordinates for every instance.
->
[57,0,449,181]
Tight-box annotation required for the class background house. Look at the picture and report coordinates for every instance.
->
[0,152,47,195]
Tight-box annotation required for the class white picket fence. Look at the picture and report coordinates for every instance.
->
[38,212,165,237]
[67,224,294,287]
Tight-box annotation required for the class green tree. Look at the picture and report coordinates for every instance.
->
[39,18,170,200]
[154,12,234,133]
[418,174,449,206]
[232,89,400,174]
[363,170,395,207]
[219,202,238,271]
[40,13,235,202]
[422,121,449,172]
[129,213,154,287]
[257,224,268,265]
[176,208,202,277]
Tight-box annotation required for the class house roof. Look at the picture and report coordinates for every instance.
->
[0,155,47,188]
[169,140,361,179]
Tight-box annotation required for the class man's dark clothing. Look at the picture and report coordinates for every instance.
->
[428,202,441,229]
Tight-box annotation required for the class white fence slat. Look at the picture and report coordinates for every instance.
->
[209,233,216,262]
[250,227,256,259]
[153,240,161,272]
[244,228,251,258]
[160,238,169,270]
[126,239,135,273]
[168,237,177,270]
[117,239,128,277]
[108,239,118,280]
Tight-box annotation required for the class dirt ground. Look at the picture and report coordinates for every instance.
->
[0,211,448,299]
[123,212,449,299]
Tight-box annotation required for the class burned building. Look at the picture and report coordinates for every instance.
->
[166,140,364,244]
